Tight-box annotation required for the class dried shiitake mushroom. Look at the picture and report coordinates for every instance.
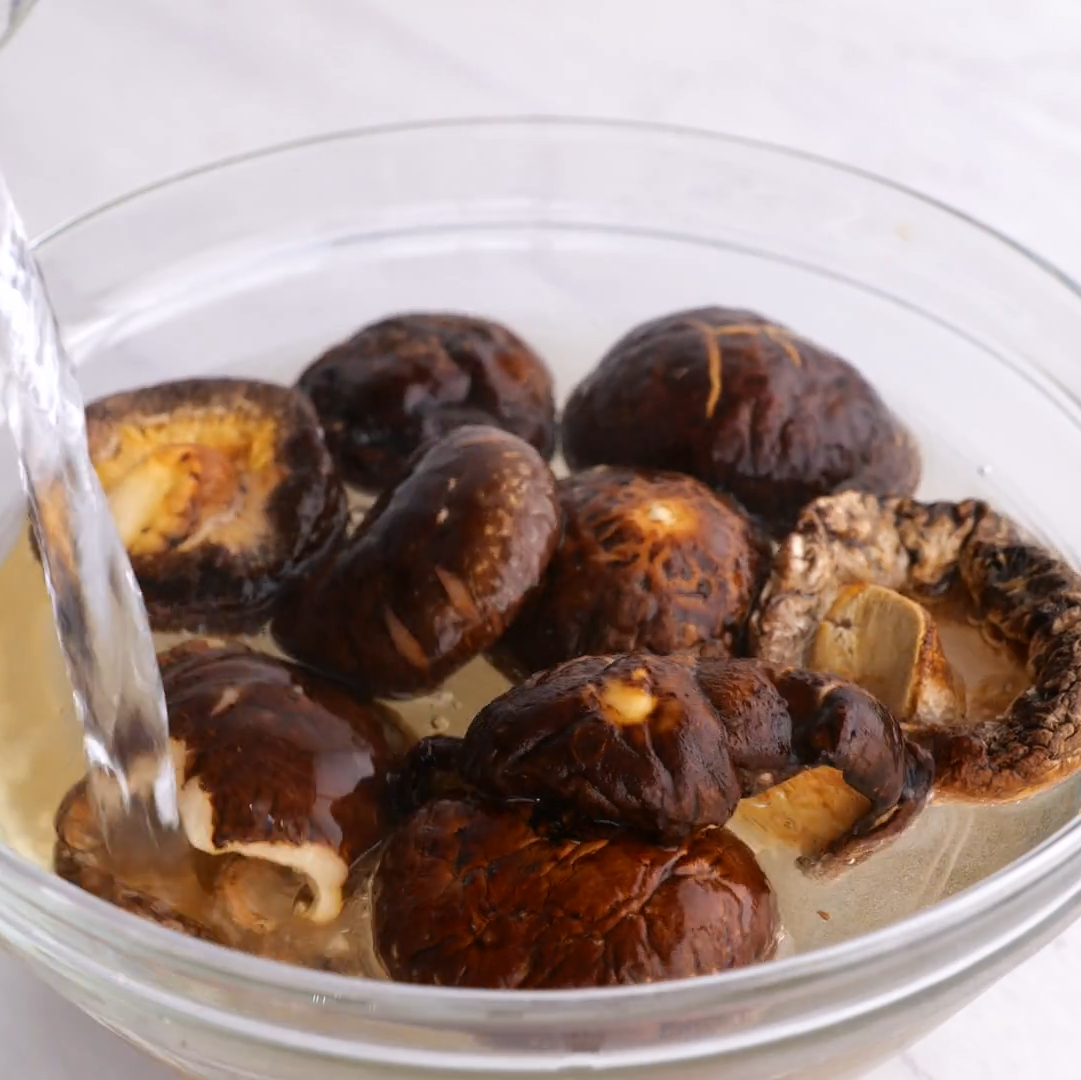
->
[86,378,347,632]
[54,779,222,942]
[372,797,776,988]
[459,652,932,869]
[496,466,769,675]
[162,640,411,925]
[390,734,470,819]
[273,425,561,697]
[561,307,920,535]
[297,313,557,491]
[751,490,1081,800]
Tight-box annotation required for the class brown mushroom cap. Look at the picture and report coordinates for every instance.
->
[390,734,471,819]
[750,490,1081,800]
[496,466,770,675]
[161,640,412,923]
[372,798,776,988]
[86,378,347,633]
[297,313,557,491]
[272,425,562,697]
[459,652,932,868]
[561,307,920,535]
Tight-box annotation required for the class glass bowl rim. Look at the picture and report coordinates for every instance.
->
[8,114,1081,1020]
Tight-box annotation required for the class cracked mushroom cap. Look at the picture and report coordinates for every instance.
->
[86,378,347,633]
[272,425,561,697]
[561,307,920,535]
[750,490,1081,801]
[372,797,777,988]
[161,640,412,924]
[496,466,770,676]
[459,652,931,869]
[297,312,557,491]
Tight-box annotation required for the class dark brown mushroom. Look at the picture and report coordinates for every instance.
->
[459,653,932,869]
[372,797,776,988]
[162,639,412,924]
[497,466,769,675]
[390,734,470,819]
[86,378,347,633]
[751,490,1081,802]
[561,307,920,535]
[272,425,561,697]
[297,313,556,491]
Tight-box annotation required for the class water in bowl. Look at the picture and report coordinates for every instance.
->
[0,177,1079,969]
[0,515,1078,968]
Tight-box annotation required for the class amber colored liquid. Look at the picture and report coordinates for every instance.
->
[0,528,1079,968]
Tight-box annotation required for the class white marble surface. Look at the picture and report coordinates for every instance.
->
[1,2,1081,1077]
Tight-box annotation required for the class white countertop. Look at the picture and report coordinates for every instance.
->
[1,2,1080,1076]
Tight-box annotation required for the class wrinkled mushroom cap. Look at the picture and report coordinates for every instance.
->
[298,312,557,491]
[372,798,777,988]
[162,640,411,923]
[461,654,744,841]
[87,378,347,632]
[273,425,561,697]
[751,491,1081,800]
[497,466,769,674]
[561,307,920,535]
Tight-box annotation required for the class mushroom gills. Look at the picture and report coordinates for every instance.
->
[86,379,347,633]
[93,404,281,558]
[177,778,348,925]
[811,584,965,724]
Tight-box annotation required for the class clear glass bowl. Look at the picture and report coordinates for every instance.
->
[2,118,1081,1079]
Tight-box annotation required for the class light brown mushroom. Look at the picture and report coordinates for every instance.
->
[751,491,1081,801]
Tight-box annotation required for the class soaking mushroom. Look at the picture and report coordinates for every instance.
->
[297,313,557,491]
[372,797,776,988]
[272,425,561,697]
[458,652,932,868]
[496,466,770,675]
[54,779,223,942]
[86,378,347,632]
[751,490,1081,800]
[390,733,471,818]
[162,640,411,925]
[561,307,920,535]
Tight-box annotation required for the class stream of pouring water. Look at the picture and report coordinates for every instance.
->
[0,172,178,846]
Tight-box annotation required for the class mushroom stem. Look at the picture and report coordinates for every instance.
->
[177,778,347,925]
